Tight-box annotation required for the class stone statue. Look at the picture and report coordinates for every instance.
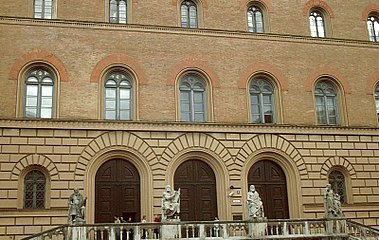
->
[324,184,343,218]
[161,185,180,220]
[68,188,87,224]
[247,185,264,219]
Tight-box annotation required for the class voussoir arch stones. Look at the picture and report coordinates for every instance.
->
[235,134,309,179]
[10,154,60,180]
[74,131,157,180]
[159,132,233,170]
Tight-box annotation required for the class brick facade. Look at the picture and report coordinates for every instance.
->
[0,0,378,239]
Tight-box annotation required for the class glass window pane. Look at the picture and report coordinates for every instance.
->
[26,85,38,96]
[105,110,116,119]
[105,100,116,109]
[189,6,197,28]
[41,97,52,107]
[110,0,118,22]
[309,16,317,37]
[34,0,42,18]
[120,110,130,120]
[120,100,130,110]
[41,86,53,97]
[40,108,52,118]
[252,114,261,123]
[25,108,37,118]
[181,5,188,27]
[106,88,116,98]
[119,0,127,23]
[194,113,204,122]
[120,89,131,99]
[44,0,53,19]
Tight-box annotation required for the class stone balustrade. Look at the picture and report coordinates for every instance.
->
[22,218,379,240]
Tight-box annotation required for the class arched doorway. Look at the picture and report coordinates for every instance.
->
[95,159,140,223]
[174,160,217,221]
[248,160,289,219]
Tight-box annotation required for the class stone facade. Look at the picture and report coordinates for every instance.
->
[0,0,379,239]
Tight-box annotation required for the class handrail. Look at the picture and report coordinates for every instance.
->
[21,218,379,240]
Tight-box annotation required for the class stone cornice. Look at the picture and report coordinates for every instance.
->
[0,118,378,136]
[1,16,378,49]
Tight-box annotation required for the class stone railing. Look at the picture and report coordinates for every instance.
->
[22,218,379,240]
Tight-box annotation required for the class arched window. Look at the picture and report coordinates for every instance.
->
[367,15,379,42]
[25,69,54,118]
[110,0,127,23]
[179,74,206,122]
[104,71,133,120]
[309,10,325,37]
[314,81,339,125]
[329,170,347,204]
[375,84,379,120]
[181,0,198,28]
[247,5,264,33]
[34,0,53,19]
[250,78,275,123]
[24,170,46,209]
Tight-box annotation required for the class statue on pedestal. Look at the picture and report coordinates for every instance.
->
[161,185,180,220]
[247,185,264,219]
[324,184,344,218]
[68,188,86,224]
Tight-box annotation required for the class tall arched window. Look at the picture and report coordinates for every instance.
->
[375,84,379,120]
[314,81,339,125]
[25,69,54,118]
[110,0,127,23]
[104,71,133,120]
[34,0,53,19]
[247,5,264,33]
[250,78,275,123]
[309,10,325,37]
[24,170,46,209]
[179,74,206,122]
[181,0,198,28]
[367,15,379,42]
[329,170,347,204]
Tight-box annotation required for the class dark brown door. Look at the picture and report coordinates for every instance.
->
[248,160,289,219]
[95,159,140,223]
[174,160,217,221]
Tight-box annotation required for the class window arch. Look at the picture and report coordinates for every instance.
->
[24,170,46,209]
[328,170,347,204]
[181,0,198,28]
[24,68,55,119]
[314,80,339,125]
[249,77,276,124]
[104,70,133,120]
[247,5,264,33]
[309,10,325,37]
[179,74,207,122]
[110,0,127,23]
[367,14,379,42]
[34,0,53,19]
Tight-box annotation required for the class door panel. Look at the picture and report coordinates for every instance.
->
[95,159,140,223]
[248,160,289,219]
[174,160,217,221]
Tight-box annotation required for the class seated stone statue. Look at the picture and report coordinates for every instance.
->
[247,185,264,219]
[161,185,180,220]
[68,188,86,224]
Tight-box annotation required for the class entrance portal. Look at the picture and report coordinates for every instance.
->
[95,159,140,223]
[174,160,217,221]
[248,160,289,219]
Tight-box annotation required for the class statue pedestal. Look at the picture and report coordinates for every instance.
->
[68,225,86,240]
[161,219,181,239]
[248,218,267,238]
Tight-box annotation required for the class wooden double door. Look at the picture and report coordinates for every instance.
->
[95,159,140,223]
[248,160,289,219]
[174,160,218,221]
